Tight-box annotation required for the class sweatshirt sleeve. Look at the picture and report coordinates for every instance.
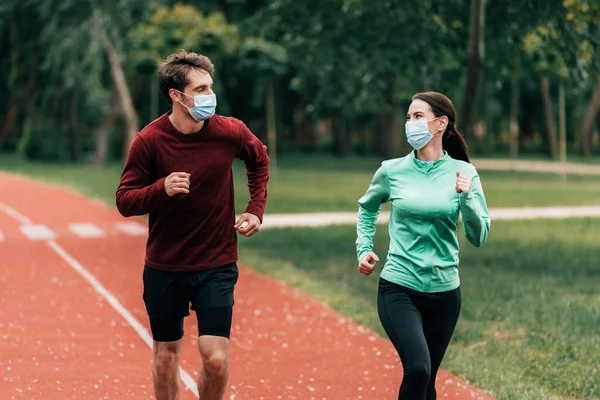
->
[115,135,171,217]
[459,172,491,247]
[236,121,270,222]
[356,163,391,263]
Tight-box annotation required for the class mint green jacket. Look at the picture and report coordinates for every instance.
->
[356,151,491,293]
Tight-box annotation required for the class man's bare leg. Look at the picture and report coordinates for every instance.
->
[153,340,184,400]
[197,335,230,400]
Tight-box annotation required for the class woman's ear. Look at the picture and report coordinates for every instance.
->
[437,116,449,134]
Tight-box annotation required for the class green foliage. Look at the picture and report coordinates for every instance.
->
[237,37,288,76]
[130,3,239,71]
[1,0,599,160]
[519,0,600,83]
[17,118,71,162]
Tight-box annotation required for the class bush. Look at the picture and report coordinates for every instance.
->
[17,118,71,162]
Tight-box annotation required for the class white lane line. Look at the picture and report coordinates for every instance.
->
[0,202,33,225]
[47,240,199,397]
[0,203,199,397]
[116,221,147,236]
[259,206,600,228]
[490,206,600,220]
[69,223,106,238]
[20,224,56,240]
[0,230,4,242]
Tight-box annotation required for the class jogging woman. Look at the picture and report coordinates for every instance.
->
[356,91,491,399]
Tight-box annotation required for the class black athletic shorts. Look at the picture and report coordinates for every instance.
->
[142,262,239,342]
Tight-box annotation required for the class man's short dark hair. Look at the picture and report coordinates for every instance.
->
[157,51,215,104]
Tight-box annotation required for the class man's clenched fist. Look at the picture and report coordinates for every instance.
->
[165,172,190,196]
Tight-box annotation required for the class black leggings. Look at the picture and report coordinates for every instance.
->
[378,278,462,400]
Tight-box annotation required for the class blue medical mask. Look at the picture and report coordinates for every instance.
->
[405,117,440,150]
[178,91,216,121]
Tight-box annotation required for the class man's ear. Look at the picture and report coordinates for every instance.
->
[169,88,181,104]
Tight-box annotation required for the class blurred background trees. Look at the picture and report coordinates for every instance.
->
[1,0,598,163]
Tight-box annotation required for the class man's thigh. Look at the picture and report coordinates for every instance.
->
[191,263,239,338]
[143,266,190,341]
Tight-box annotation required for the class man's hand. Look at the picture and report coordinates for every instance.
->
[234,213,261,237]
[358,252,380,276]
[165,172,190,196]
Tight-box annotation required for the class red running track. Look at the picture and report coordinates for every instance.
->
[0,173,494,399]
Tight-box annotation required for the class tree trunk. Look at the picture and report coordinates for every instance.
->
[0,103,18,150]
[265,78,277,170]
[23,53,41,112]
[68,89,81,161]
[372,76,401,158]
[331,112,349,156]
[95,8,139,157]
[105,37,139,157]
[541,76,558,159]
[459,0,486,139]
[582,77,600,157]
[293,105,316,151]
[0,20,20,149]
[509,57,520,158]
[89,91,117,165]
[150,74,159,121]
[371,116,386,156]
[373,111,400,159]
[384,77,401,159]
[558,84,567,164]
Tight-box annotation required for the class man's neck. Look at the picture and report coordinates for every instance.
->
[169,108,205,134]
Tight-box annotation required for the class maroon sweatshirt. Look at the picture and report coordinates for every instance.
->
[116,113,269,272]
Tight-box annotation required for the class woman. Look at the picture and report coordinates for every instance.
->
[355,92,491,400]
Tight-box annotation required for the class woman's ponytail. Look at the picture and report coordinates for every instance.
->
[442,123,470,163]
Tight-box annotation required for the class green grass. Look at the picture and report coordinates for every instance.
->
[1,154,599,212]
[237,220,600,400]
[476,152,600,165]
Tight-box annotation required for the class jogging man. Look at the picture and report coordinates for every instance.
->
[116,50,269,400]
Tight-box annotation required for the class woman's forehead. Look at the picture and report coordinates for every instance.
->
[408,99,432,114]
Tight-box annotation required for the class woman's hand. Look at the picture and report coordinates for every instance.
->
[358,252,380,276]
[456,171,472,193]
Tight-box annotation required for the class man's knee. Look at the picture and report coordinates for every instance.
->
[153,345,181,375]
[203,352,228,377]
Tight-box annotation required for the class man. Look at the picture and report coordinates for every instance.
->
[116,50,269,400]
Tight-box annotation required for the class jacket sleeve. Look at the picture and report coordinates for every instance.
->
[356,164,391,262]
[115,135,171,217]
[460,172,491,247]
[236,121,270,221]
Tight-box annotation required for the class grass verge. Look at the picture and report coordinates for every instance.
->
[237,220,600,400]
[1,154,599,212]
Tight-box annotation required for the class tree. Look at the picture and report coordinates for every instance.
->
[0,0,163,162]
[236,37,288,169]
[582,77,600,156]
[519,0,600,158]
[130,3,239,116]
[563,0,600,156]
[0,3,42,150]
[459,0,486,140]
